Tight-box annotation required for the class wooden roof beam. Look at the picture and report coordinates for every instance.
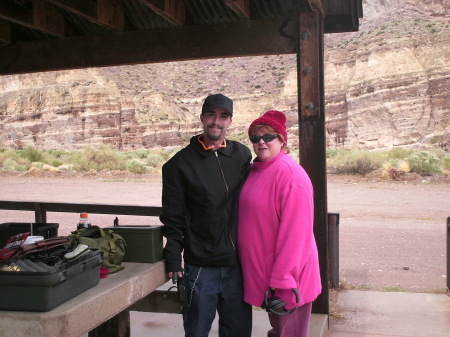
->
[0,19,11,44]
[0,0,65,37]
[225,0,250,19]
[137,0,185,26]
[0,18,298,75]
[46,0,124,31]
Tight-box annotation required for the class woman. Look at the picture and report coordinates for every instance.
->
[238,110,321,337]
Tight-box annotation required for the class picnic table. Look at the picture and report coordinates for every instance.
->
[0,261,167,337]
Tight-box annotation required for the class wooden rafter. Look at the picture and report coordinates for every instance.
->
[137,0,185,26]
[224,0,250,19]
[33,0,65,36]
[0,0,65,37]
[0,18,11,44]
[46,0,124,31]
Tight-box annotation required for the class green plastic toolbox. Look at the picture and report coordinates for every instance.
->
[0,222,59,248]
[0,250,103,312]
[104,225,163,263]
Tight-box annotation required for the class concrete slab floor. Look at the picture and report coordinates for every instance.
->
[327,290,450,337]
[82,290,450,336]
[128,310,327,337]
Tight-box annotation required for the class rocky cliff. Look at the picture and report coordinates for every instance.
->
[324,0,449,150]
[0,0,448,151]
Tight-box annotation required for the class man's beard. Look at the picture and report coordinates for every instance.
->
[206,124,224,141]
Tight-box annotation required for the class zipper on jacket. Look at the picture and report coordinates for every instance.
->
[214,151,229,197]
[214,151,235,251]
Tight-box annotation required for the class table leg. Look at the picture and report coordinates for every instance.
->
[89,310,130,337]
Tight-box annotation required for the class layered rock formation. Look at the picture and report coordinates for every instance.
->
[0,0,448,151]
[0,70,138,150]
[323,0,449,150]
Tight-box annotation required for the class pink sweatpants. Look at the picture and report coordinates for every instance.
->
[267,302,312,337]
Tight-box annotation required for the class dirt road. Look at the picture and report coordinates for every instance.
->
[0,174,448,293]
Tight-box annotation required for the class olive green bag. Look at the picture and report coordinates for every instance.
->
[69,226,127,274]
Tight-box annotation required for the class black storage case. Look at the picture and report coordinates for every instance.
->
[0,250,103,312]
[0,222,59,247]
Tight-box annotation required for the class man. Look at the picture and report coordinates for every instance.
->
[160,93,252,337]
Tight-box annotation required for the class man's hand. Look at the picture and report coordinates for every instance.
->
[168,271,184,284]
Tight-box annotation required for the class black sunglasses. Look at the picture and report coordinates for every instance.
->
[250,134,278,143]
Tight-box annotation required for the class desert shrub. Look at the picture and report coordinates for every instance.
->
[0,149,15,167]
[57,152,74,165]
[13,147,68,169]
[382,159,410,172]
[70,145,127,172]
[406,151,441,175]
[386,147,414,160]
[144,148,184,170]
[397,160,410,172]
[31,162,44,169]
[0,149,30,170]
[381,159,410,178]
[159,147,182,162]
[427,148,446,160]
[2,158,28,171]
[327,148,448,176]
[326,148,338,158]
[47,149,68,158]
[50,158,63,167]
[5,145,445,179]
[146,153,164,168]
[443,156,450,173]
[326,148,350,159]
[126,159,148,174]
[328,150,384,175]
[19,146,44,163]
[124,149,150,160]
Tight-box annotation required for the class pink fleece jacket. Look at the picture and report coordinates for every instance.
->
[238,152,321,309]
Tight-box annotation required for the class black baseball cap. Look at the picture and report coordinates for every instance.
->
[201,94,233,116]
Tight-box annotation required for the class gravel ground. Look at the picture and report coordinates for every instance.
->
[0,172,448,293]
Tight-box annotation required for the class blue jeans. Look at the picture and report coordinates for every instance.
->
[183,262,252,337]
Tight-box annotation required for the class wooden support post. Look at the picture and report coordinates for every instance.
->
[34,202,46,223]
[447,216,449,293]
[297,11,329,315]
[128,290,182,313]
[89,310,130,337]
[328,213,340,289]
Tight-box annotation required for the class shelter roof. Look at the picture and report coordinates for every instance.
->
[0,0,362,75]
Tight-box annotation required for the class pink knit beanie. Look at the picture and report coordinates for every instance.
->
[248,110,287,142]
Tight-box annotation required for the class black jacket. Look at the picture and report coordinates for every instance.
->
[160,135,252,272]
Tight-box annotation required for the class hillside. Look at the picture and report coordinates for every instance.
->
[0,0,448,151]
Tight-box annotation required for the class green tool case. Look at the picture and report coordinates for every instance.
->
[103,225,163,263]
[0,250,103,312]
